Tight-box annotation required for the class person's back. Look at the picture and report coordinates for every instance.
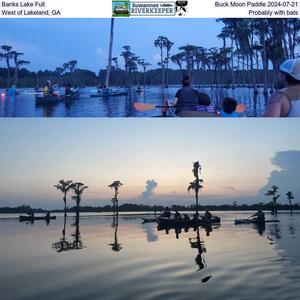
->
[175,86,199,112]
[173,75,199,113]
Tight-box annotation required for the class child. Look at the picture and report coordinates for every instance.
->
[221,97,239,117]
[196,92,215,113]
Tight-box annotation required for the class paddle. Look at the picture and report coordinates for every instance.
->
[134,103,170,111]
[134,102,247,113]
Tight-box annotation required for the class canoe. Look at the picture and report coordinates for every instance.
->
[35,92,80,104]
[90,91,128,98]
[158,216,221,228]
[234,219,280,225]
[19,215,56,222]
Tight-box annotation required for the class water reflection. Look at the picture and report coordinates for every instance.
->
[1,212,300,300]
[141,222,158,243]
[52,215,84,252]
[109,213,122,252]
[0,87,270,117]
[189,228,207,271]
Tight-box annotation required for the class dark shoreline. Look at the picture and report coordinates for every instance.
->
[1,203,299,214]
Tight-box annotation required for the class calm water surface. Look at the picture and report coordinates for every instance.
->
[0,211,299,300]
[0,87,268,117]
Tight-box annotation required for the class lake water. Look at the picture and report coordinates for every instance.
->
[0,211,299,300]
[0,86,268,117]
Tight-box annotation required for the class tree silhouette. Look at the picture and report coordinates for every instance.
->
[1,45,13,88]
[265,185,280,214]
[286,191,294,215]
[108,181,123,215]
[54,180,73,217]
[71,182,88,219]
[188,162,203,217]
[105,18,115,87]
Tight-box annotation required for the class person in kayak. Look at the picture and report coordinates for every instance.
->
[43,80,55,96]
[160,207,171,219]
[196,93,215,113]
[203,209,213,222]
[174,210,182,220]
[265,58,300,117]
[65,83,74,96]
[183,214,190,221]
[250,209,265,223]
[173,75,199,113]
[221,97,239,117]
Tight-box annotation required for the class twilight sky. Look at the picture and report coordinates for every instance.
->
[0,18,223,72]
[0,119,299,209]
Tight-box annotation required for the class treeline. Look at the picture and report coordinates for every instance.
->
[1,203,299,214]
[105,19,300,93]
[0,67,98,88]
[99,67,278,87]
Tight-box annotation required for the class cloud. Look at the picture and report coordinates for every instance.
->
[257,150,300,202]
[140,179,158,201]
[96,48,106,57]
[221,186,236,191]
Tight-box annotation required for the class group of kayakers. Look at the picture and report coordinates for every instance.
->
[159,207,214,222]
[97,83,110,94]
[35,80,78,97]
[159,206,265,223]
[170,58,300,117]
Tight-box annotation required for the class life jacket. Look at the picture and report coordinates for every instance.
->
[279,86,300,117]
[43,86,49,95]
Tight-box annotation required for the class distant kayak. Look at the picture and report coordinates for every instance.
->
[234,219,280,225]
[141,217,157,223]
[35,92,80,104]
[19,215,56,222]
[90,90,128,98]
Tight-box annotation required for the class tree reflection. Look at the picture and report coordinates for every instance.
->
[52,214,84,252]
[189,227,207,271]
[109,212,122,252]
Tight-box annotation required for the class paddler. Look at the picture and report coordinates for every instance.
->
[250,209,265,223]
[265,58,300,117]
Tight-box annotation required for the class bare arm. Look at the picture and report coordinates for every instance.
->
[264,93,290,117]
[173,97,179,107]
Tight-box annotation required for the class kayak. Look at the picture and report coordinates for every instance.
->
[90,91,128,98]
[158,216,221,228]
[141,217,157,223]
[19,215,56,222]
[234,219,280,225]
[36,92,80,104]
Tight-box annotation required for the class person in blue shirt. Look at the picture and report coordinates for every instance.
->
[221,97,239,117]
[8,85,16,96]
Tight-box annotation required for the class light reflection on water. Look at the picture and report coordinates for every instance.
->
[0,86,268,117]
[0,212,299,300]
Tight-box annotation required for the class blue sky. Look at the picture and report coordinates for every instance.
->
[0,18,223,72]
[0,119,299,209]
